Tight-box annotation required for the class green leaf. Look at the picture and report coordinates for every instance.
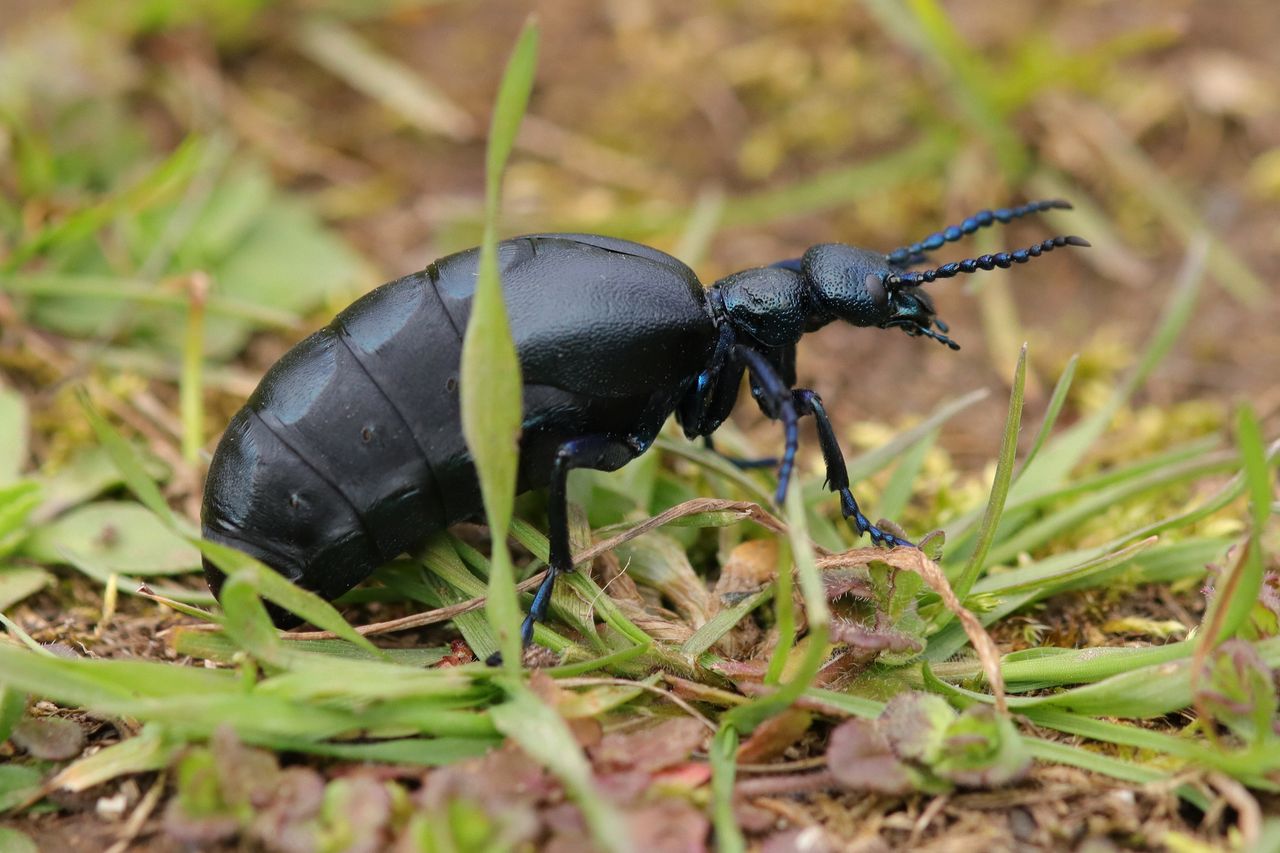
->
[931,705,1029,787]
[0,829,37,853]
[0,568,50,614]
[482,22,539,208]
[1196,640,1278,748]
[0,482,41,560]
[0,764,43,812]
[0,684,26,744]
[461,17,538,670]
[22,502,200,574]
[32,447,131,523]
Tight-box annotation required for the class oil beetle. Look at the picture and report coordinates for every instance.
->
[202,200,1086,646]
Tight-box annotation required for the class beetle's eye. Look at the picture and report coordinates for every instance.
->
[863,272,888,309]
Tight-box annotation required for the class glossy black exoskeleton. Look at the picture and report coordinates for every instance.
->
[202,200,1087,646]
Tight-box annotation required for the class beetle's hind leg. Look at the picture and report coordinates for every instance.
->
[792,390,914,549]
[702,435,779,470]
[522,434,639,648]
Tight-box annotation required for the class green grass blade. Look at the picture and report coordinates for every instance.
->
[1012,239,1206,495]
[710,724,745,853]
[6,136,204,272]
[1022,739,1165,786]
[461,17,538,670]
[3,274,300,329]
[681,587,773,660]
[1025,708,1279,786]
[985,451,1235,567]
[275,737,496,766]
[877,429,936,522]
[197,539,387,660]
[78,391,184,534]
[51,725,176,792]
[491,676,630,853]
[1202,404,1271,644]
[725,484,829,732]
[1012,354,1076,485]
[763,538,794,685]
[947,346,1026,608]
[419,534,579,659]
[179,281,207,463]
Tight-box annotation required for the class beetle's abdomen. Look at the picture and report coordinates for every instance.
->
[201,271,467,612]
[200,403,387,607]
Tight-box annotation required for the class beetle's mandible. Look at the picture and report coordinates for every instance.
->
[202,200,1087,647]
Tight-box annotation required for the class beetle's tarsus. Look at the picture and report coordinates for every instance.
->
[840,489,915,549]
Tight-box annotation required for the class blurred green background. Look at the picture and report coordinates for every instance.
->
[4,0,1275,479]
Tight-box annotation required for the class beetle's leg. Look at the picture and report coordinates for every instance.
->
[702,435,779,469]
[523,434,637,647]
[679,322,736,438]
[733,346,800,505]
[793,389,914,549]
[700,341,793,469]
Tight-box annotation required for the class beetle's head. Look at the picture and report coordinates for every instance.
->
[801,243,959,349]
[800,226,1089,351]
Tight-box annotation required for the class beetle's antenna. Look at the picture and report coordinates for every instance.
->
[886,199,1073,266]
[885,235,1090,289]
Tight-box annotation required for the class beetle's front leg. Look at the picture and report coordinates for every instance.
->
[524,434,638,648]
[792,389,914,549]
[734,346,800,505]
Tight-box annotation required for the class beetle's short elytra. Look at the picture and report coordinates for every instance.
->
[202,201,1087,647]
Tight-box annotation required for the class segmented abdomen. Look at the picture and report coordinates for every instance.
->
[200,269,470,610]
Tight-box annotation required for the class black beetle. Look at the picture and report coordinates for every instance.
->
[201,200,1086,645]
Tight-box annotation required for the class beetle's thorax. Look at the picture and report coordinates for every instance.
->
[712,266,822,349]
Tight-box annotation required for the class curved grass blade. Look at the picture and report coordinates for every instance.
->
[197,539,386,660]
[460,17,539,671]
[1012,353,1076,485]
[78,391,185,534]
[945,345,1026,611]
[710,724,745,853]
[724,484,830,732]
[491,676,630,853]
